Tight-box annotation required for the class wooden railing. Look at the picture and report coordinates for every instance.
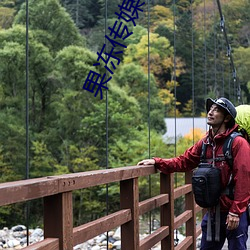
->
[0,165,203,250]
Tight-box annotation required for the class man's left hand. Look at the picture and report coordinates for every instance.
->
[226,213,240,230]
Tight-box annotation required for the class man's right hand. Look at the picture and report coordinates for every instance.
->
[137,159,155,166]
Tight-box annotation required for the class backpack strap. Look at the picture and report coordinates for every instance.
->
[202,132,242,242]
[223,132,242,169]
[201,141,226,163]
[201,132,242,166]
[223,132,242,200]
[200,142,208,163]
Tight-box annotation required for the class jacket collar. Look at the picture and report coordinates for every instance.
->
[206,124,239,143]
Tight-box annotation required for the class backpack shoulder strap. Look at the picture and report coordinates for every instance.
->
[200,141,208,163]
[223,132,242,169]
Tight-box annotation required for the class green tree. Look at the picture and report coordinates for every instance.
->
[30,141,57,177]
[0,6,15,29]
[51,45,144,166]
[124,32,175,84]
[0,24,56,134]
[114,63,165,132]
[234,46,250,102]
[0,38,27,180]
[14,0,84,52]
[61,0,103,29]
[142,5,173,33]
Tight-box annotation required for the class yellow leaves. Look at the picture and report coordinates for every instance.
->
[183,99,193,115]
[123,17,186,117]
[125,32,174,77]
[158,85,181,117]
[176,128,205,157]
[184,128,205,142]
[146,5,174,32]
[166,80,180,91]
[174,56,186,77]
[0,7,14,29]
[158,88,174,105]
[156,19,174,30]
[152,5,173,18]
[124,31,185,85]
[200,112,207,118]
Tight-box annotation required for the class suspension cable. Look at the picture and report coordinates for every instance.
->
[191,0,195,144]
[173,0,177,156]
[172,0,179,245]
[25,0,30,245]
[218,31,225,96]
[172,0,177,184]
[216,0,242,103]
[147,0,152,234]
[203,0,207,98]
[105,0,109,248]
[213,0,217,94]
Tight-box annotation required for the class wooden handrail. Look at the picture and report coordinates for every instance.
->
[0,165,203,250]
[0,165,155,206]
[73,209,131,245]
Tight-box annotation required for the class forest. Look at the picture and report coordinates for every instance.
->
[0,0,249,228]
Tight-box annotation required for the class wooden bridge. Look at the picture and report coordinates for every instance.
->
[0,165,204,250]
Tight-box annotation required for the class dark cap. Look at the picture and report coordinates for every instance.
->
[206,97,237,119]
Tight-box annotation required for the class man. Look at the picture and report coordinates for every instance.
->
[138,97,250,250]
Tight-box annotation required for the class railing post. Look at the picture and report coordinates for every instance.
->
[120,178,139,250]
[185,171,196,250]
[44,192,73,250]
[160,173,174,250]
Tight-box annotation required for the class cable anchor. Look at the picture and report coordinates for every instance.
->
[227,45,231,58]
[232,69,237,82]
[220,15,225,32]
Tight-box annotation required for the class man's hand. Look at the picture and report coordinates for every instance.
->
[226,213,240,230]
[137,159,155,166]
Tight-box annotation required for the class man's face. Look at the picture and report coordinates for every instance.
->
[207,104,226,127]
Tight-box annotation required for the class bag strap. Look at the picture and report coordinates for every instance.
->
[200,142,208,163]
[200,131,242,169]
[222,132,242,199]
[215,204,220,241]
[223,131,242,170]
[203,132,241,242]
[206,208,212,241]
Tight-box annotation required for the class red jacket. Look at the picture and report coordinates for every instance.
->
[154,124,250,216]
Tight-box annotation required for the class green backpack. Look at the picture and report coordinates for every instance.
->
[235,105,250,142]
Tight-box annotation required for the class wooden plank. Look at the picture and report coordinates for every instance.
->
[44,192,73,250]
[22,238,59,250]
[196,226,202,237]
[73,209,131,245]
[174,184,192,199]
[161,173,174,250]
[140,226,169,250]
[195,204,203,213]
[120,178,140,250]
[0,177,59,206]
[139,194,169,215]
[185,171,196,250]
[58,165,156,192]
[195,206,203,241]
[174,210,192,229]
[175,236,193,250]
[0,165,156,206]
